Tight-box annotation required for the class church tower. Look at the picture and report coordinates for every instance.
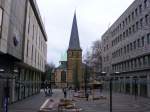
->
[67,13,83,89]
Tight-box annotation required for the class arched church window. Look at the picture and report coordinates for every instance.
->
[61,71,66,83]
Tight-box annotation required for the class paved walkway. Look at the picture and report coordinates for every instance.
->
[75,91,150,112]
[9,91,47,112]
[8,89,150,112]
[8,89,64,112]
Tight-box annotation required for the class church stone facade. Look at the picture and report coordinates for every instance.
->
[67,13,83,89]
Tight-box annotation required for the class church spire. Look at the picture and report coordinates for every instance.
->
[68,12,81,50]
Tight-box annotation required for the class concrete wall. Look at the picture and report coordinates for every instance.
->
[101,0,150,97]
[0,0,47,109]
[7,0,26,60]
[23,1,47,72]
[0,0,12,54]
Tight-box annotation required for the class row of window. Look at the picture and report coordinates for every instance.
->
[28,9,46,55]
[26,39,45,70]
[103,44,109,52]
[111,0,149,37]
[112,55,150,72]
[103,55,109,62]
[112,33,150,58]
[112,13,149,47]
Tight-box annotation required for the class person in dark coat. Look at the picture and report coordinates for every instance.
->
[85,92,89,101]
[63,88,67,98]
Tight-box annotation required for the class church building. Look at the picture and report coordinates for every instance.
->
[67,13,83,89]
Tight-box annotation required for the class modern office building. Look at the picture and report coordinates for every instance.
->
[102,0,150,97]
[0,0,47,109]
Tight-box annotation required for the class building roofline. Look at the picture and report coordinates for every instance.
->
[29,0,47,41]
[101,0,136,38]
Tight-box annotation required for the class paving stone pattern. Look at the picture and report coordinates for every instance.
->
[9,89,150,112]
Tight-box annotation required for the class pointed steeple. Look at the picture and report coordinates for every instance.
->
[68,12,81,50]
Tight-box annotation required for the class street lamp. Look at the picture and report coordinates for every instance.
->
[101,71,120,112]
[84,64,88,97]
[101,72,112,112]
[133,77,137,100]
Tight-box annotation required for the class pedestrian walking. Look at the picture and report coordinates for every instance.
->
[44,80,48,96]
[63,88,67,98]
[85,92,89,101]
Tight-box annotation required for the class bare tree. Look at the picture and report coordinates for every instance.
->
[44,62,55,81]
[91,40,102,73]
[84,40,102,80]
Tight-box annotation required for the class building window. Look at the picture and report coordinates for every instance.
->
[127,44,129,52]
[144,0,148,8]
[35,50,36,64]
[138,58,142,67]
[120,34,122,41]
[119,24,121,29]
[33,25,34,40]
[124,46,127,53]
[137,39,140,47]
[61,71,66,83]
[130,43,133,51]
[120,48,123,55]
[145,14,149,24]
[132,12,134,20]
[140,18,143,27]
[107,44,109,50]
[28,14,30,34]
[129,27,132,35]
[123,21,125,28]
[123,32,125,38]
[134,59,137,68]
[128,15,131,23]
[143,56,147,66]
[135,8,138,16]
[133,41,136,49]
[132,24,135,33]
[131,60,133,69]
[36,28,38,45]
[26,40,29,57]
[147,33,150,44]
[31,45,33,60]
[126,29,129,37]
[125,18,128,25]
[141,36,145,47]
[136,21,139,31]
[139,4,142,13]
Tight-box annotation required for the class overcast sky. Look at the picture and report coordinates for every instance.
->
[37,0,134,66]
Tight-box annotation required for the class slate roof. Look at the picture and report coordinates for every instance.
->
[68,13,81,50]
[57,61,67,70]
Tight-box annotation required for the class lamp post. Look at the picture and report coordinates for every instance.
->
[133,77,137,100]
[109,77,112,112]
[101,72,112,112]
[101,71,119,112]
[84,64,88,97]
